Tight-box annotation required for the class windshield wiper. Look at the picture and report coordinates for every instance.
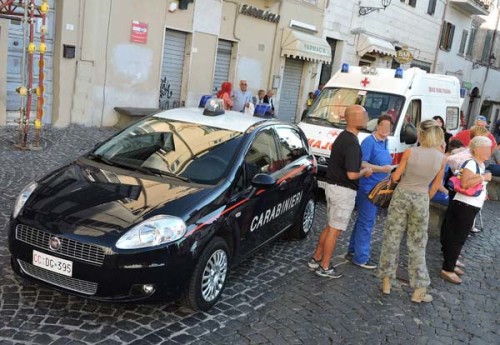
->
[307,117,344,128]
[138,166,191,183]
[86,153,120,166]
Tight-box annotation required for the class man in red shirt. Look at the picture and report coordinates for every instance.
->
[451,115,496,151]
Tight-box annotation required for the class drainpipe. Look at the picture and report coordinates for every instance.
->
[478,3,500,121]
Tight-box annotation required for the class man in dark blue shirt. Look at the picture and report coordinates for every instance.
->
[307,105,373,278]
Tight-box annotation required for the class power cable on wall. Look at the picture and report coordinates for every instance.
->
[100,0,113,127]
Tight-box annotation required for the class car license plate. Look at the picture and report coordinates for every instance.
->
[317,181,328,189]
[33,250,73,277]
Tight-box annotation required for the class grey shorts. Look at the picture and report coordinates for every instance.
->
[325,184,357,231]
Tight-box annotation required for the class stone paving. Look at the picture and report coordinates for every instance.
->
[0,126,498,345]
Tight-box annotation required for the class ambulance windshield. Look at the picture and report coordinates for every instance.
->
[303,88,405,133]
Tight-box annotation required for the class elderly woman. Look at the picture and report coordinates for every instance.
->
[378,120,447,303]
[216,82,233,110]
[347,115,394,269]
[440,136,492,284]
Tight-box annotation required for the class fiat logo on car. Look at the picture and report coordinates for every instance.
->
[49,236,61,251]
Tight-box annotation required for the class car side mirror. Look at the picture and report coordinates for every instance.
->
[251,173,276,188]
[400,123,417,145]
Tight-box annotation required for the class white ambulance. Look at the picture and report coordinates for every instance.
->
[298,65,464,188]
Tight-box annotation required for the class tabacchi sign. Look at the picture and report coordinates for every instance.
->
[394,46,413,64]
[239,4,280,23]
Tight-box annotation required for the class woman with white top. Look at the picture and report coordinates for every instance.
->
[440,136,493,284]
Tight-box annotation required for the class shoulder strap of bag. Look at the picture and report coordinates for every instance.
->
[458,159,480,176]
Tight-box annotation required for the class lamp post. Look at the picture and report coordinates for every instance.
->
[359,0,392,16]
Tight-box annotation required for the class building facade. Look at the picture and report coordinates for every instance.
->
[320,0,448,85]
[435,0,500,128]
[0,0,331,127]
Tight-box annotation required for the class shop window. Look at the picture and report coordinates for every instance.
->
[439,22,455,52]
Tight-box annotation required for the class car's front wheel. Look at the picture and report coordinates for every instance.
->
[182,237,229,311]
[287,193,315,240]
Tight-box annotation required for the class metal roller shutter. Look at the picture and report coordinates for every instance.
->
[279,58,304,123]
[159,29,187,110]
[6,0,55,124]
[213,39,232,93]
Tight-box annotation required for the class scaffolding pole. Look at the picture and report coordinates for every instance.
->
[33,0,48,148]
[1,0,47,150]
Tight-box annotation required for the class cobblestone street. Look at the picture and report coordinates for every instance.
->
[0,126,498,345]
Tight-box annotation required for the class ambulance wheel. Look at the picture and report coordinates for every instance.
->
[182,237,229,311]
[287,194,315,240]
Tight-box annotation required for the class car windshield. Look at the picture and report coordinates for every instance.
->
[302,88,405,134]
[89,116,244,185]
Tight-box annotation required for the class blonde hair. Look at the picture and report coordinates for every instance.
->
[470,136,492,156]
[469,126,489,139]
[418,119,444,148]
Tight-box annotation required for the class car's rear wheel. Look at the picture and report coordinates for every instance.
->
[287,193,315,240]
[182,237,229,311]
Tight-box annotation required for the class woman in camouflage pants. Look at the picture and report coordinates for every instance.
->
[378,120,447,303]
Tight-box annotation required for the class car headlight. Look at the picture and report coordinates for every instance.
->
[13,182,38,219]
[116,215,187,249]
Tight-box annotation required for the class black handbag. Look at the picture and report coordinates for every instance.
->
[367,177,398,208]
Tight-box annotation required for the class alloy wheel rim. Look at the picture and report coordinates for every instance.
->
[201,249,228,302]
[302,199,315,233]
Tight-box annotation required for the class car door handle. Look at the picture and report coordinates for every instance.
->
[279,181,287,190]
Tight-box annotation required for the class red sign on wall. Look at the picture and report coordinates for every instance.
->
[131,21,148,44]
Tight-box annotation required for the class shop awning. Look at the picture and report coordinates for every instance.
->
[357,34,396,57]
[281,29,331,64]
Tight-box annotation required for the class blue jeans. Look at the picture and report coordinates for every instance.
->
[348,190,378,265]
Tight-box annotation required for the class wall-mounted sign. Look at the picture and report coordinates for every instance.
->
[131,21,148,44]
[394,46,413,64]
[239,4,280,23]
[462,81,472,90]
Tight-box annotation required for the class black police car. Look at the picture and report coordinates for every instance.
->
[8,98,317,311]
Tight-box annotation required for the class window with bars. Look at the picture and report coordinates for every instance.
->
[458,30,468,56]
[439,22,455,52]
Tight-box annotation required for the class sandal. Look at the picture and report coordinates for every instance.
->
[440,270,462,284]
[456,260,465,268]
[454,267,464,276]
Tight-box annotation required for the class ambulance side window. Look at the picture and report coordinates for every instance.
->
[244,129,280,184]
[405,99,422,127]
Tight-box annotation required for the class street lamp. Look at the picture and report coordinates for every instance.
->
[359,0,392,16]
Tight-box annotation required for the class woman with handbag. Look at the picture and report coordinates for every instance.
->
[440,136,492,284]
[378,120,447,303]
[347,115,394,269]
